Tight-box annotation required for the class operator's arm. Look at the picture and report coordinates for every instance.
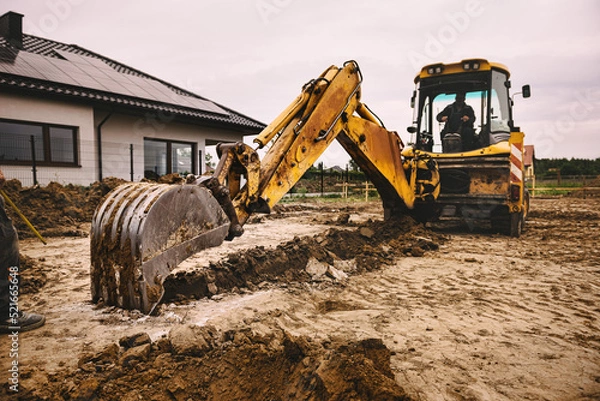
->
[436,105,452,122]
[461,105,476,124]
[0,168,5,189]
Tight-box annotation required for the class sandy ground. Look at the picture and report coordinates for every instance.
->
[1,196,599,400]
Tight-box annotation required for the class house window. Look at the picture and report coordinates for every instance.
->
[144,138,196,179]
[0,119,78,166]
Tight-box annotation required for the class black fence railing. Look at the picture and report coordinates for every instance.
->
[1,136,135,186]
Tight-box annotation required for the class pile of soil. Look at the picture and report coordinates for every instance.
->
[2,177,125,294]
[2,179,438,400]
[2,177,126,238]
[17,253,48,295]
[163,214,443,304]
[20,327,410,401]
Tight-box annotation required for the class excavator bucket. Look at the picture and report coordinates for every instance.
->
[90,183,230,314]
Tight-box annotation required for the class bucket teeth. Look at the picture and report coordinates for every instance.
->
[90,183,230,314]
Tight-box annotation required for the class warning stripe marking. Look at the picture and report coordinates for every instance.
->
[510,143,523,183]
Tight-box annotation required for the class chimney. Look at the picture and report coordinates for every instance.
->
[0,11,24,49]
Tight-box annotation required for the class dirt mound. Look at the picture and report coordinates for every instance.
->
[16,327,410,401]
[2,177,127,238]
[17,253,47,294]
[163,214,443,304]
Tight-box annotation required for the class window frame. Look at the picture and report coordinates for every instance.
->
[0,118,79,167]
[489,69,513,132]
[143,137,197,178]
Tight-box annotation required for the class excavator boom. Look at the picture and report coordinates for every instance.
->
[90,60,439,313]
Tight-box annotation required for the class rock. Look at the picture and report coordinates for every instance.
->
[411,246,425,257]
[359,227,375,239]
[78,343,120,367]
[337,213,351,224]
[333,259,357,273]
[119,343,151,367]
[119,332,151,349]
[154,336,172,354]
[207,282,218,295]
[326,266,348,281]
[67,378,100,401]
[168,324,216,356]
[306,257,329,279]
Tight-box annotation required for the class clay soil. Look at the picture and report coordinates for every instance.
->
[0,179,599,400]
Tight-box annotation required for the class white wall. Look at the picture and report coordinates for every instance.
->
[0,92,246,186]
[0,92,95,186]
[97,113,244,181]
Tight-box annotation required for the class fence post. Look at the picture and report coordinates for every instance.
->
[30,135,38,185]
[319,162,324,196]
[130,144,134,182]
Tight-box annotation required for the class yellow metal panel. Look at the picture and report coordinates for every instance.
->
[254,62,363,210]
[414,58,510,82]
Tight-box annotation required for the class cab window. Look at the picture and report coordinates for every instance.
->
[486,70,512,143]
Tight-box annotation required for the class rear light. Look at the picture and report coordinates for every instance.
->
[510,184,521,201]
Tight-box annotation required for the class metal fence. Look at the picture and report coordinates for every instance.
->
[4,136,366,189]
[528,174,600,196]
[1,136,136,187]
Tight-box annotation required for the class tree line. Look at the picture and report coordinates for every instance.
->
[534,158,600,178]
[302,157,600,182]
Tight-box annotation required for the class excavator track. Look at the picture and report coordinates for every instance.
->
[90,183,230,314]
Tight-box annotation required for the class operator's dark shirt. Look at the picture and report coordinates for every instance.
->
[436,102,476,136]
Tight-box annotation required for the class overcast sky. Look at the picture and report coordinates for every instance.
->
[2,0,600,166]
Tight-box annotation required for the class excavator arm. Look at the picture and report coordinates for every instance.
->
[90,60,439,314]
[201,61,439,234]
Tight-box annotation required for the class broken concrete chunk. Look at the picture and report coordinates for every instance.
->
[326,266,348,281]
[333,259,356,273]
[306,257,329,278]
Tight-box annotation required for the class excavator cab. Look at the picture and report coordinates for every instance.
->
[409,59,529,153]
[405,59,531,236]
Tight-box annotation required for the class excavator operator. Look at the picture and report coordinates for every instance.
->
[436,92,476,151]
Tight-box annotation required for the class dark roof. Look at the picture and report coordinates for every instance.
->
[0,33,265,132]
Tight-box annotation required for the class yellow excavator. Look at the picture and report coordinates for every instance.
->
[90,59,530,314]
